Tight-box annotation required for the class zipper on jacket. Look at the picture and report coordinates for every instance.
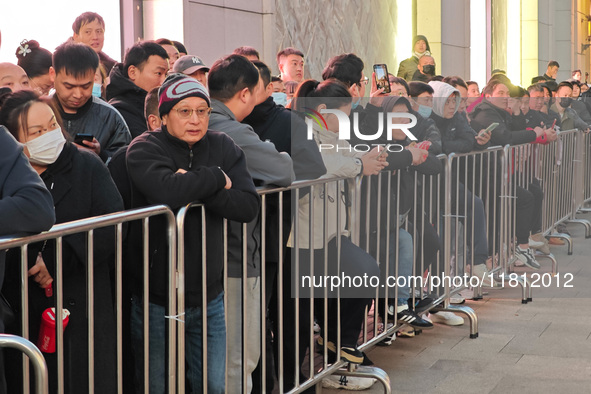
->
[189,149,193,169]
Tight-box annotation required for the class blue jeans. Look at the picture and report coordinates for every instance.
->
[392,228,413,305]
[130,292,226,394]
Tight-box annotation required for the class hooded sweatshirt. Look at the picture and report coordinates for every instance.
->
[429,81,482,154]
[107,63,149,139]
[397,35,432,81]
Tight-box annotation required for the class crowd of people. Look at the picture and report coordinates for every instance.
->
[1,12,589,394]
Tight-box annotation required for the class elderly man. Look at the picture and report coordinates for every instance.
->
[126,73,260,394]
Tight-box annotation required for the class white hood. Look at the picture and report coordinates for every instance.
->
[429,81,460,117]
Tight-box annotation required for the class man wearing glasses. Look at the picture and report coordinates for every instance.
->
[126,73,260,393]
[71,12,117,73]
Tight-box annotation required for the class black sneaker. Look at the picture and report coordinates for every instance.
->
[317,338,363,364]
[340,347,364,364]
[397,307,434,329]
[408,297,434,314]
[376,333,395,346]
[361,352,374,365]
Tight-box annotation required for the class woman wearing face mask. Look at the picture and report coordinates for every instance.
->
[0,90,122,393]
[15,39,55,96]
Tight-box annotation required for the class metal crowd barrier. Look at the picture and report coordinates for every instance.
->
[6,129,591,394]
[0,205,177,394]
[0,335,48,394]
[579,130,591,212]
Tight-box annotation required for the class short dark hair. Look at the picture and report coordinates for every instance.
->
[408,81,434,97]
[144,86,160,123]
[389,76,410,95]
[72,12,105,35]
[321,53,364,88]
[53,42,99,78]
[123,41,169,78]
[483,79,508,96]
[233,46,260,60]
[548,60,560,69]
[466,81,479,89]
[15,40,52,78]
[155,38,175,46]
[430,75,444,82]
[556,81,573,93]
[531,76,546,84]
[276,47,304,65]
[512,86,527,98]
[271,76,282,83]
[443,76,468,90]
[0,90,63,141]
[572,69,582,77]
[251,60,271,88]
[527,84,544,94]
[291,79,351,112]
[172,41,187,55]
[208,54,260,102]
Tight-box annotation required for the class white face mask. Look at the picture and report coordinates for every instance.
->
[271,92,288,106]
[25,127,66,165]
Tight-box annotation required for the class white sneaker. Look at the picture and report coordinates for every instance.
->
[528,237,545,248]
[322,375,376,390]
[429,311,464,326]
[471,263,502,288]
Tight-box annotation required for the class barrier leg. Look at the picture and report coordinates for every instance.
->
[535,252,558,276]
[431,305,479,338]
[566,218,591,238]
[547,233,573,255]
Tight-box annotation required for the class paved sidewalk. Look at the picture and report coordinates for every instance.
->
[322,219,591,393]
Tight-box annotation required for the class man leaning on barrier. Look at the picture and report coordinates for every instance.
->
[126,73,260,394]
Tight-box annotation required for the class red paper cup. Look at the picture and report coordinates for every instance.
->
[37,308,70,353]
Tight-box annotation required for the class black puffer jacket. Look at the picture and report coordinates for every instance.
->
[54,95,131,163]
[470,99,536,146]
[107,63,149,139]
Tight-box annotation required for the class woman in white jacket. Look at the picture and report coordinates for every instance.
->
[289,79,385,364]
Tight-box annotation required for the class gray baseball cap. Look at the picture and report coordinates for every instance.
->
[172,55,210,74]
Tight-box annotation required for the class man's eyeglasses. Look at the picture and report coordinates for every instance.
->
[176,107,212,119]
[358,76,369,86]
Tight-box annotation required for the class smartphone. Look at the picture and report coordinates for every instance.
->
[373,64,391,94]
[551,119,557,129]
[479,122,499,137]
[377,144,389,158]
[74,133,94,145]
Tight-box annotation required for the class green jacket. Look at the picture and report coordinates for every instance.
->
[397,56,419,81]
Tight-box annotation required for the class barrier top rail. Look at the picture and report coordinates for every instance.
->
[0,205,175,249]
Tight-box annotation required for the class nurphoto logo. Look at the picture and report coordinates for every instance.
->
[304,107,418,153]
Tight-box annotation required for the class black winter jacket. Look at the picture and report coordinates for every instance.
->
[126,128,260,306]
[54,95,131,163]
[4,143,123,393]
[107,63,149,139]
[470,100,536,146]
[431,112,487,154]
